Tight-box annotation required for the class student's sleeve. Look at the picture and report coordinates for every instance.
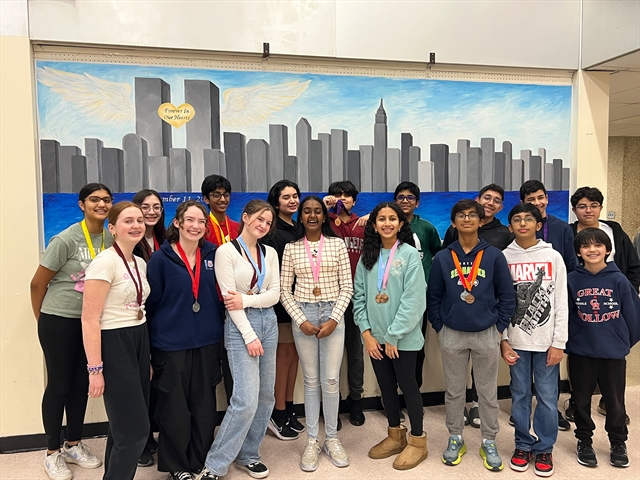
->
[352,261,370,334]
[427,253,445,332]
[494,252,516,333]
[442,226,455,248]
[241,247,281,309]
[385,250,427,346]
[144,254,164,324]
[330,241,354,322]
[564,225,578,273]
[40,234,72,272]
[620,280,640,349]
[428,224,442,257]
[279,244,307,327]
[551,254,569,349]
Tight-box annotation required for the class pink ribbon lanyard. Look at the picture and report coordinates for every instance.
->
[378,241,399,292]
[303,235,324,286]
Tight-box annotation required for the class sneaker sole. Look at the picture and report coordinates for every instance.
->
[480,448,504,471]
[62,455,102,469]
[575,454,597,468]
[323,446,350,468]
[289,422,306,433]
[610,460,629,468]
[509,461,530,472]
[267,422,298,441]
[44,469,72,480]
[236,464,269,479]
[442,444,466,466]
[534,466,554,477]
[300,462,318,472]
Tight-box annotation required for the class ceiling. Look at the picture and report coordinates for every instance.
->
[588,50,640,137]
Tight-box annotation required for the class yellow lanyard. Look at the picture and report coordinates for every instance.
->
[81,220,105,259]
[209,212,230,244]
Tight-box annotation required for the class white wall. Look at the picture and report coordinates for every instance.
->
[28,0,581,69]
[582,0,640,68]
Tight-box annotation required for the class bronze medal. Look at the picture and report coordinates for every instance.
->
[375,294,382,303]
[246,290,254,295]
[465,293,475,304]
[313,286,321,297]
[379,293,389,303]
[137,309,144,320]
[334,218,341,226]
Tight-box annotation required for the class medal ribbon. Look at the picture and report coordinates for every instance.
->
[153,235,160,252]
[112,242,143,309]
[303,235,324,287]
[377,240,399,292]
[175,242,202,303]
[81,220,104,259]
[237,236,265,291]
[542,219,548,242]
[451,249,484,292]
[209,212,230,244]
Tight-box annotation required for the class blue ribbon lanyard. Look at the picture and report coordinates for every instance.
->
[237,236,266,292]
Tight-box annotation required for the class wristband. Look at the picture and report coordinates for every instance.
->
[87,362,103,375]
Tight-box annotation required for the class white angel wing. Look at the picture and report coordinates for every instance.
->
[37,67,134,123]
[221,80,311,128]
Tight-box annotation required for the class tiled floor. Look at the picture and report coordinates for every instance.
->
[1,388,639,480]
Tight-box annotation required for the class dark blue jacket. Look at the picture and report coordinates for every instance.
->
[427,238,516,333]
[567,262,640,359]
[537,214,578,273]
[146,240,224,351]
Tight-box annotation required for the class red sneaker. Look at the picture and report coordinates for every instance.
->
[510,449,532,472]
[534,452,554,477]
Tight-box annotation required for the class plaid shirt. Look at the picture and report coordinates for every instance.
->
[280,236,353,326]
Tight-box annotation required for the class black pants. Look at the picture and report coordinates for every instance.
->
[102,324,150,480]
[38,313,89,451]
[221,346,233,405]
[371,349,423,437]
[415,308,428,389]
[344,303,365,401]
[152,343,222,473]
[569,353,627,444]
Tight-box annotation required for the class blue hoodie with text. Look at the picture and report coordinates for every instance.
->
[427,238,516,333]
[567,262,640,359]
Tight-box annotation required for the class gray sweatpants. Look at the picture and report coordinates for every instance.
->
[438,324,500,440]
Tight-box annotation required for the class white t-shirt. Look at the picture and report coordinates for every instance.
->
[598,222,616,262]
[85,248,150,330]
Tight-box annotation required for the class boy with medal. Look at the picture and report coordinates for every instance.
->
[427,200,516,472]
[202,174,240,247]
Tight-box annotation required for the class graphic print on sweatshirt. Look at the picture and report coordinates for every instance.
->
[574,287,620,323]
[509,262,555,335]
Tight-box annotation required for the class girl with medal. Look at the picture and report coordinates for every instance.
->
[198,200,280,480]
[144,200,224,480]
[30,183,112,480]
[81,202,151,480]
[279,196,353,473]
[352,202,428,470]
[132,189,166,263]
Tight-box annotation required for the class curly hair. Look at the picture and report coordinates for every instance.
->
[361,202,415,270]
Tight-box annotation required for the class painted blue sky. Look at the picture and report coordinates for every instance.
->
[36,60,572,165]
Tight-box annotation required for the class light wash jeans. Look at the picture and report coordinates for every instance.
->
[292,301,345,440]
[203,307,278,476]
[510,349,559,454]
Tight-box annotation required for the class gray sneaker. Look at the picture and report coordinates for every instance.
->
[480,440,504,471]
[323,437,349,468]
[442,436,466,466]
[300,438,321,472]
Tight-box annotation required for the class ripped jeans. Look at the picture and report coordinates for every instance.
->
[292,301,345,440]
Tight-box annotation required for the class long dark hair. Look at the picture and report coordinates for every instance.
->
[361,202,415,270]
[166,200,209,248]
[267,179,300,212]
[295,196,336,240]
[132,189,167,262]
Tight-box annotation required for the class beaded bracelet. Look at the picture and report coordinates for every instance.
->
[87,362,103,375]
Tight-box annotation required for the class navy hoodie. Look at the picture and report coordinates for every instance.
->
[537,214,578,273]
[567,262,640,359]
[428,238,516,333]
[146,240,224,351]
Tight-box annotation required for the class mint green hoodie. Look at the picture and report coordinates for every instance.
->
[353,243,426,350]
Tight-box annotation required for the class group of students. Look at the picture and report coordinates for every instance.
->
[30,175,639,480]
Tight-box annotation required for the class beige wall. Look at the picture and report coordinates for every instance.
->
[607,137,640,237]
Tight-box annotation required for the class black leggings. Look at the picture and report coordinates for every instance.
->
[371,349,423,437]
[38,313,89,451]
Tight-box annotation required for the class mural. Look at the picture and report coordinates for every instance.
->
[35,60,572,242]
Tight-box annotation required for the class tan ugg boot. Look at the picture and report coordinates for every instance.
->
[393,432,428,470]
[368,425,408,459]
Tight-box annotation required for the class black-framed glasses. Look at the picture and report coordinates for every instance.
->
[209,192,230,200]
[511,216,537,224]
[140,204,163,213]
[454,212,480,220]
[85,196,113,204]
[396,195,417,203]
[480,194,503,206]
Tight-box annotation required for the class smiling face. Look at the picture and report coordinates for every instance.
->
[374,207,403,243]
[523,189,549,218]
[509,213,542,240]
[278,186,299,216]
[243,208,274,240]
[204,187,230,216]
[79,188,112,223]
[394,189,419,217]
[476,190,504,220]
[579,242,610,269]
[175,206,207,243]
[452,207,482,234]
[573,197,602,228]
[139,194,163,228]
[109,206,145,245]
[300,199,325,237]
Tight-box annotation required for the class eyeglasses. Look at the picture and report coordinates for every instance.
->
[455,212,480,220]
[140,204,163,213]
[575,203,601,211]
[396,195,417,203]
[209,192,230,200]
[85,196,113,204]
[511,216,537,224]
[480,194,503,206]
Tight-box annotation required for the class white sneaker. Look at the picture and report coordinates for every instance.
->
[62,441,102,468]
[300,438,321,472]
[44,451,72,480]
[323,437,350,468]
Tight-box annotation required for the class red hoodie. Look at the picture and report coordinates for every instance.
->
[329,212,364,281]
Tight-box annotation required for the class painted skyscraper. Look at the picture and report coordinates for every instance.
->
[373,99,388,192]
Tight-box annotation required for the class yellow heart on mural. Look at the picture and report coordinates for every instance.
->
[157,103,195,128]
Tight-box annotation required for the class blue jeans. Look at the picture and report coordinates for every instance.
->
[510,349,559,454]
[203,308,278,475]
[292,301,345,440]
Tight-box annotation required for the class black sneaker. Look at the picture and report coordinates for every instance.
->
[508,415,515,426]
[564,398,575,422]
[169,471,192,480]
[610,442,629,468]
[288,410,305,433]
[347,397,365,426]
[534,453,554,477]
[267,417,298,441]
[558,410,570,431]
[464,407,470,426]
[237,462,269,479]
[195,468,219,480]
[138,447,154,467]
[576,440,597,467]
[337,415,342,431]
